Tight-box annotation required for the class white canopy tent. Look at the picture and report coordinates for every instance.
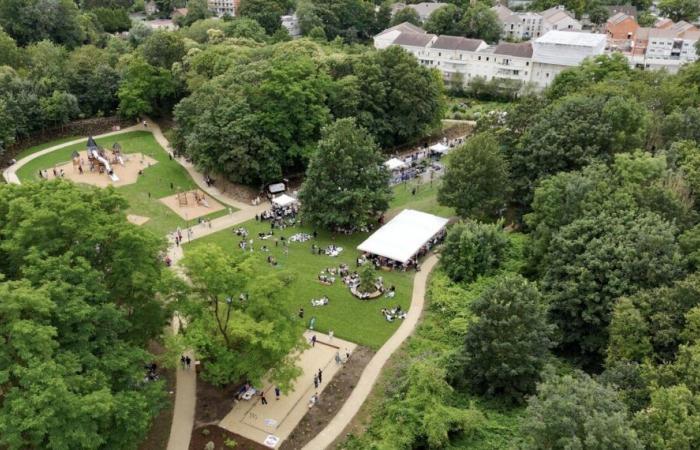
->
[430,143,449,154]
[384,157,407,171]
[357,209,448,264]
[272,194,297,207]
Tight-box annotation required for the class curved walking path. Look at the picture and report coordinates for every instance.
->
[303,254,439,450]
[4,123,442,450]
[2,125,141,184]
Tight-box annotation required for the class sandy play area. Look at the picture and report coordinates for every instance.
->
[127,214,150,226]
[41,151,158,188]
[159,191,225,220]
[219,331,357,448]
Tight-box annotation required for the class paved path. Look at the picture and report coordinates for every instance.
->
[2,125,142,184]
[302,254,439,450]
[145,120,252,211]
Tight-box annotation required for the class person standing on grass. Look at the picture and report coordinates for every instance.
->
[275,386,281,400]
[298,308,304,319]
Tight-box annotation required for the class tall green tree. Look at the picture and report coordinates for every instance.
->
[463,274,556,402]
[390,6,421,26]
[117,53,178,118]
[298,117,391,230]
[659,0,700,22]
[0,0,85,47]
[634,385,700,450]
[524,371,643,450]
[438,133,510,220]
[238,0,292,33]
[424,4,461,35]
[458,3,501,43]
[441,221,510,283]
[179,244,305,387]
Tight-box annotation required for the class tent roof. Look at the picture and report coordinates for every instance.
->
[268,182,286,194]
[272,194,297,207]
[357,209,448,264]
[430,143,449,153]
[384,157,407,171]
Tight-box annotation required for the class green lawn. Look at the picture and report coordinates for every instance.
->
[14,135,81,160]
[184,219,418,350]
[15,131,231,236]
[389,178,455,218]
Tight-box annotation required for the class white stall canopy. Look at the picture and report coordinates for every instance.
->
[430,142,449,154]
[272,194,297,207]
[384,157,407,171]
[357,209,448,264]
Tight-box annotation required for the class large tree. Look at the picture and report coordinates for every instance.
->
[542,209,683,365]
[463,274,556,402]
[458,3,501,43]
[438,133,510,220]
[238,0,292,33]
[0,181,170,449]
[634,385,700,450]
[658,0,700,22]
[440,221,510,283]
[390,6,421,26]
[524,371,643,450]
[298,117,391,230]
[179,244,305,387]
[0,0,85,47]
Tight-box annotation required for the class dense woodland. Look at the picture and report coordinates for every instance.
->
[343,55,700,449]
[3,1,700,448]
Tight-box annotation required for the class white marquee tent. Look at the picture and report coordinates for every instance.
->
[384,157,407,171]
[272,194,297,207]
[430,142,449,154]
[357,209,449,264]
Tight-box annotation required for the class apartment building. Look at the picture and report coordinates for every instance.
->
[375,23,604,89]
[208,0,238,17]
[492,5,581,40]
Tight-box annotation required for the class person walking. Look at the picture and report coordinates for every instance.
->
[335,351,341,365]
[311,335,317,347]
[180,355,186,368]
[261,393,268,405]
[318,368,323,384]
[275,386,281,400]
[313,374,319,389]
[185,356,191,369]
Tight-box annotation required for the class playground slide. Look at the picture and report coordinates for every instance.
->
[89,149,120,182]
[117,155,125,166]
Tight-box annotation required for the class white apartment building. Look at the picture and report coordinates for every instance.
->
[531,30,606,86]
[628,25,700,72]
[492,5,581,40]
[208,0,237,17]
[375,24,606,89]
[281,14,301,37]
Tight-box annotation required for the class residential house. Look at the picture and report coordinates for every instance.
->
[606,12,638,41]
[373,21,427,49]
[281,14,301,37]
[629,23,699,71]
[541,6,582,33]
[208,0,238,16]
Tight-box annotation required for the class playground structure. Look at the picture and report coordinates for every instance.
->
[83,137,129,182]
[159,190,225,220]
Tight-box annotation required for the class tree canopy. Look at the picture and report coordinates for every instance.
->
[298,117,391,230]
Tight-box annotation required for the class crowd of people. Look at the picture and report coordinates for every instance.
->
[258,202,299,229]
[381,305,407,322]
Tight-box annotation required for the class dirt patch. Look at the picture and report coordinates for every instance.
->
[195,379,241,427]
[139,341,176,450]
[280,346,374,450]
[190,426,269,450]
[127,214,150,226]
[159,191,225,220]
[41,150,158,188]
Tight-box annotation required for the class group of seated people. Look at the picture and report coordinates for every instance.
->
[258,231,274,240]
[259,204,299,229]
[143,362,159,382]
[233,227,248,238]
[318,264,351,285]
[267,255,278,266]
[311,296,329,307]
[290,232,311,242]
[325,244,343,257]
[381,305,407,322]
[235,382,256,401]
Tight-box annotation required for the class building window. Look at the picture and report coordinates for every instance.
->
[478,56,481,60]
[526,61,529,66]
[486,57,489,61]
[546,73,549,77]
[438,52,441,56]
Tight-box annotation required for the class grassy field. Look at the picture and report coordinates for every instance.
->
[389,178,455,218]
[15,131,231,236]
[184,218,418,350]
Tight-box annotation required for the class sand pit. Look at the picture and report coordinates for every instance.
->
[127,214,150,226]
[219,331,357,448]
[40,151,158,188]
[159,191,225,220]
